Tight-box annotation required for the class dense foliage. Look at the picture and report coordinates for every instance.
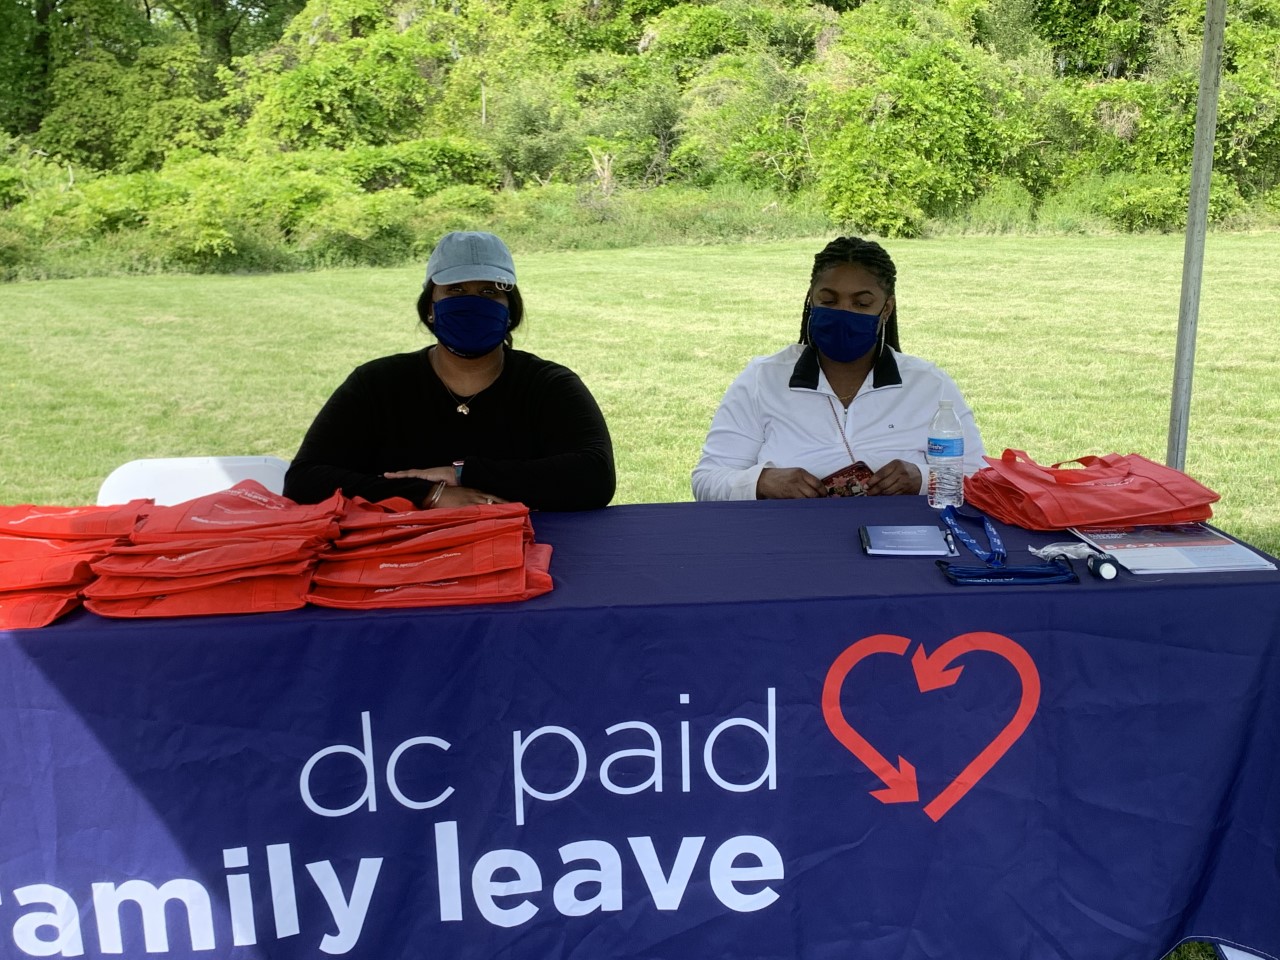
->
[2,0,1279,276]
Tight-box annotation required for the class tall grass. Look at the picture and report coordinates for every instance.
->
[11,178,1276,282]
[0,183,837,281]
[1,234,1277,556]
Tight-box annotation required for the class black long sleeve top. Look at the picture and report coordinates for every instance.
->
[283,347,615,511]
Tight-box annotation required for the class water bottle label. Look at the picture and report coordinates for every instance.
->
[928,437,964,458]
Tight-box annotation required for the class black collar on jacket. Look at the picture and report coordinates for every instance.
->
[788,344,903,391]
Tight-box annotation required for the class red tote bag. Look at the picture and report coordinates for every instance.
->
[84,560,316,601]
[331,516,532,560]
[84,573,312,618]
[1,535,119,561]
[306,543,553,609]
[0,502,149,540]
[93,536,325,577]
[130,482,343,543]
[966,449,1219,530]
[312,533,526,587]
[0,588,83,630]
[0,551,101,592]
[334,501,530,546]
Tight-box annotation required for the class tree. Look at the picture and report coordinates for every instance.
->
[807,0,1036,234]
[149,0,307,69]
[1,0,307,139]
[673,52,811,189]
[34,36,218,170]
[0,0,152,136]
[1032,0,1161,77]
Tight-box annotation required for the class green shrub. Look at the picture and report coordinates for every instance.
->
[807,1,1035,237]
[241,28,451,150]
[673,53,809,191]
[340,139,500,196]
[144,193,243,269]
[33,40,218,173]
[66,172,184,235]
[0,135,83,206]
[294,189,419,267]
[1033,171,1246,234]
[127,156,354,269]
[1034,177,1114,233]
[0,177,842,277]
[1206,176,1248,225]
[483,74,588,187]
[1212,194,1280,231]
[640,0,829,71]
[960,178,1036,233]
[487,182,831,250]
[11,178,103,251]
[1028,71,1272,201]
[640,5,748,66]
[426,185,499,217]
[408,185,500,248]
[1098,172,1188,232]
[578,62,683,186]
[0,167,24,209]
[0,217,35,279]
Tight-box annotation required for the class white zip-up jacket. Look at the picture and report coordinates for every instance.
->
[692,343,985,501]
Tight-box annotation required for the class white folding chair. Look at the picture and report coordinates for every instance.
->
[96,456,291,506]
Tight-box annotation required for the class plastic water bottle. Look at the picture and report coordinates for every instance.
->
[927,400,965,509]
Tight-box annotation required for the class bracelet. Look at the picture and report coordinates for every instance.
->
[426,481,446,509]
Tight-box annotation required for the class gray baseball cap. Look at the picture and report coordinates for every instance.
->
[424,231,517,288]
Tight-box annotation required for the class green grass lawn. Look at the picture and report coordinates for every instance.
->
[2,233,1278,556]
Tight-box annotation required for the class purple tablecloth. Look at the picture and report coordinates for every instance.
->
[3,498,1279,960]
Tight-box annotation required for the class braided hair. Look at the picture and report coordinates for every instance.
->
[798,236,900,353]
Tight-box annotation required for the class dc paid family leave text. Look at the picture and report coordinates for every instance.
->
[4,689,783,956]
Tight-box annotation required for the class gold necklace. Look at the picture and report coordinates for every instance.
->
[442,382,483,415]
[431,348,499,415]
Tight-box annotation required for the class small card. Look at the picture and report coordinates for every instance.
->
[860,525,958,557]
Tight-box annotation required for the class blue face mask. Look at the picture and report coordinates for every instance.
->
[807,305,882,363]
[431,295,511,358]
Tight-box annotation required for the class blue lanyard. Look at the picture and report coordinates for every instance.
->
[940,506,1007,567]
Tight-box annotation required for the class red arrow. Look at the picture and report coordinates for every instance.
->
[822,634,918,804]
[912,631,1041,822]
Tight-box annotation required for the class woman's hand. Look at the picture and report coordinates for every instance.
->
[756,467,826,499]
[384,467,457,485]
[865,460,922,496]
[383,468,506,507]
[436,485,508,508]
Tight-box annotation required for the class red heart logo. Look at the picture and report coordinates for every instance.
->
[822,631,1040,821]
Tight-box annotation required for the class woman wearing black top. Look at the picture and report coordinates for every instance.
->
[284,232,615,511]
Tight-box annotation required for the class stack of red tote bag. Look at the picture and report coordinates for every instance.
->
[306,497,554,609]
[4,482,553,624]
[964,449,1221,531]
[83,481,343,618]
[0,501,150,629]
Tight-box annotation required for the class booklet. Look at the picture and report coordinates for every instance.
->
[1070,523,1276,574]
[859,525,958,557]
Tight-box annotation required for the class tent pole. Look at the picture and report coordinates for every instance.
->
[1167,0,1228,470]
